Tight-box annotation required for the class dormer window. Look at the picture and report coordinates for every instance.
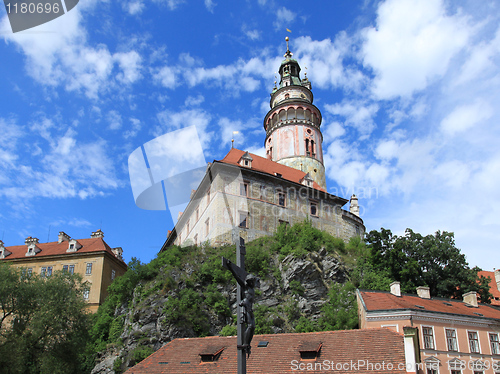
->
[66,239,81,253]
[0,242,12,259]
[298,341,322,360]
[301,173,314,188]
[199,346,224,363]
[239,151,253,168]
[26,245,41,257]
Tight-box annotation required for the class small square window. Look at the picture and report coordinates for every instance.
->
[278,191,286,207]
[310,201,318,216]
[86,263,93,275]
[69,243,75,249]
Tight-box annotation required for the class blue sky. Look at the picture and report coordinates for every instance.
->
[1,0,499,270]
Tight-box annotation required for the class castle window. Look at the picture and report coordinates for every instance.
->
[69,265,74,275]
[41,267,46,277]
[63,265,68,272]
[240,182,249,197]
[187,221,190,234]
[310,201,318,216]
[239,212,248,229]
[196,207,199,221]
[205,218,210,237]
[285,93,290,100]
[278,191,286,207]
[305,139,310,156]
[279,109,286,122]
[46,266,53,276]
[83,289,89,300]
[27,268,32,277]
[207,188,211,204]
[194,234,198,246]
[260,185,267,200]
[86,263,93,275]
[111,270,116,280]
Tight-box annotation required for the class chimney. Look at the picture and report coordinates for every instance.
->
[417,286,431,299]
[91,229,104,238]
[111,247,123,260]
[58,231,70,243]
[350,194,360,216]
[390,281,401,297]
[25,236,39,245]
[463,291,478,307]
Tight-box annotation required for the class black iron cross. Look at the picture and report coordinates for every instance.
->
[222,235,259,374]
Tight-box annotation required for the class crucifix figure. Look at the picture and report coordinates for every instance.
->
[222,235,259,373]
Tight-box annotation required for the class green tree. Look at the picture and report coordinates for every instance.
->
[366,228,492,301]
[0,263,91,374]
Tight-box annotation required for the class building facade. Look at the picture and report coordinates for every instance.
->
[163,39,364,249]
[0,229,127,313]
[357,283,500,374]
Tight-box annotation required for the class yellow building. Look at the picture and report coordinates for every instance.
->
[0,229,127,313]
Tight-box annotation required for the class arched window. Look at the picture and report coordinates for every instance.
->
[296,108,305,120]
[279,109,286,122]
[288,107,296,120]
[272,113,277,126]
[305,109,311,121]
[284,93,290,100]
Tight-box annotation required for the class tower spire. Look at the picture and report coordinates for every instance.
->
[263,39,326,190]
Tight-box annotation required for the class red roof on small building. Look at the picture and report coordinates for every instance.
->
[359,290,500,320]
[478,270,500,306]
[125,329,407,374]
[1,237,124,263]
[219,148,328,193]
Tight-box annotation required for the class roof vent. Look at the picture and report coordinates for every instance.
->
[91,230,104,239]
[443,302,452,306]
[258,341,269,347]
[414,305,426,309]
[298,341,322,360]
[275,172,282,178]
[199,346,224,362]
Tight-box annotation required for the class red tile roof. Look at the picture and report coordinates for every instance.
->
[219,148,328,193]
[125,329,407,374]
[1,237,124,263]
[359,290,500,320]
[478,270,500,306]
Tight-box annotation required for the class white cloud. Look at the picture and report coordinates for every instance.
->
[107,110,123,130]
[155,109,213,150]
[440,100,493,135]
[153,66,179,88]
[274,7,296,31]
[124,118,142,139]
[1,6,143,98]
[324,100,379,137]
[204,0,216,13]
[153,0,185,11]
[184,95,205,107]
[362,0,471,99]
[124,0,145,15]
[114,51,143,84]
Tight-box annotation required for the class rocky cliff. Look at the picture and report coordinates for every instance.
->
[91,223,361,374]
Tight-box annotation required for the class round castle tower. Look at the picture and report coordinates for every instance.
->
[263,37,327,190]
